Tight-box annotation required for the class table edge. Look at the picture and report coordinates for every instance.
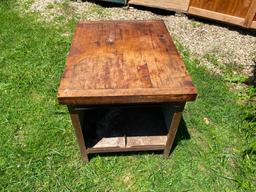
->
[57,88,197,105]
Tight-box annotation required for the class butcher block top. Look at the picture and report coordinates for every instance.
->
[57,20,197,105]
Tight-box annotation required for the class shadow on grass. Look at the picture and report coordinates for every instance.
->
[88,117,190,160]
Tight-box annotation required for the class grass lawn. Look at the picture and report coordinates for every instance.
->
[0,1,255,191]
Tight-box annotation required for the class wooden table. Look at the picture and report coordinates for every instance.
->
[57,20,197,162]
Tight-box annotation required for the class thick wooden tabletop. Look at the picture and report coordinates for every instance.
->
[58,20,197,105]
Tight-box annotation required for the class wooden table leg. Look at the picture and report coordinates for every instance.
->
[68,106,89,162]
[163,103,185,158]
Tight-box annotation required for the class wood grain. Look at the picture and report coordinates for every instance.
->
[58,20,197,105]
[189,0,253,18]
[244,0,256,27]
[251,21,256,29]
[128,0,190,12]
[87,136,167,150]
[188,7,245,26]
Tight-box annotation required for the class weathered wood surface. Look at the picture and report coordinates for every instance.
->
[128,0,190,12]
[88,136,167,149]
[93,137,126,148]
[58,20,197,105]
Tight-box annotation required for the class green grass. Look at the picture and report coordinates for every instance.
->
[203,53,247,83]
[0,1,255,191]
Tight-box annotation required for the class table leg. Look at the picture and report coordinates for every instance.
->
[163,103,185,158]
[68,106,89,162]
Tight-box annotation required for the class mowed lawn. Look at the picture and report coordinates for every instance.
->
[0,1,254,191]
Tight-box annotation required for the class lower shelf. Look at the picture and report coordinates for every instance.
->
[87,135,167,153]
[80,104,172,153]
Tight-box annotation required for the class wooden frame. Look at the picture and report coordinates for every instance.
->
[68,103,185,162]
[244,0,256,27]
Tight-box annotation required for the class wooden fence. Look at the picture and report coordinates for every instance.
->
[123,0,256,29]
[188,0,256,29]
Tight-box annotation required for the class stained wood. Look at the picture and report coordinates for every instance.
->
[163,108,183,157]
[128,0,190,12]
[243,0,256,28]
[87,145,165,153]
[189,0,253,18]
[68,107,89,162]
[87,136,166,151]
[188,7,245,26]
[58,20,197,105]
[251,21,256,29]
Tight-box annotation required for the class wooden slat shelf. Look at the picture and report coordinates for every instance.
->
[188,0,256,29]
[82,105,169,153]
[87,136,167,153]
